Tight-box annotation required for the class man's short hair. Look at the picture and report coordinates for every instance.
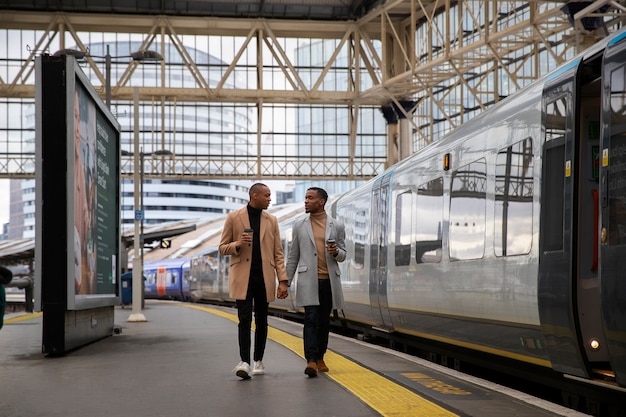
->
[308,187,328,202]
[249,182,268,196]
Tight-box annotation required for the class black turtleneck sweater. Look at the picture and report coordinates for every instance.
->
[247,204,263,276]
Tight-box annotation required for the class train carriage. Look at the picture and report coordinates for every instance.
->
[274,27,626,393]
[318,27,626,389]
[188,248,232,303]
[143,258,191,301]
[331,79,547,362]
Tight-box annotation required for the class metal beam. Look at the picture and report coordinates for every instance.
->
[1,2,624,180]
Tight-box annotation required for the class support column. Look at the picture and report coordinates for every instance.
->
[127,87,147,323]
[380,100,416,166]
[380,104,398,168]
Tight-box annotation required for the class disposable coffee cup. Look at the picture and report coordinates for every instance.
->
[326,239,336,247]
[244,228,254,235]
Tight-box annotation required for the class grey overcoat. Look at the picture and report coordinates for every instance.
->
[286,213,346,310]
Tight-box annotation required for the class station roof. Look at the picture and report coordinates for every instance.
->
[0,0,385,21]
[0,238,34,265]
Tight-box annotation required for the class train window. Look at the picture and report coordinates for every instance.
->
[541,94,569,252]
[354,209,367,269]
[416,178,443,263]
[542,142,565,251]
[495,139,533,256]
[337,202,362,270]
[450,159,487,260]
[545,96,568,142]
[394,191,413,266]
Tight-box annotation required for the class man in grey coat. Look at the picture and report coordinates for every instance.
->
[286,187,345,377]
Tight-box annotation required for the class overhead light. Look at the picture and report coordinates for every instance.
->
[53,49,86,59]
[130,50,163,62]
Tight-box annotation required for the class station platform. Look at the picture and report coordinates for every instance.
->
[0,301,590,417]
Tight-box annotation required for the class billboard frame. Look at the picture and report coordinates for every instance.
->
[35,53,121,354]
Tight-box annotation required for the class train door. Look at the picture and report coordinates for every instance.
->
[156,265,167,297]
[181,262,190,301]
[369,173,393,331]
[539,53,611,381]
[600,34,626,386]
[539,58,588,379]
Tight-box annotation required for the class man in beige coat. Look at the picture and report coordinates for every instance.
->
[219,183,288,379]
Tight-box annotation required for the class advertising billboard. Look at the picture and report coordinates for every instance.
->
[35,53,121,353]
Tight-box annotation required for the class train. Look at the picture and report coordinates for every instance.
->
[143,257,191,301]
[138,27,626,414]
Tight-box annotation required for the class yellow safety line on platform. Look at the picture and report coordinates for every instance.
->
[4,312,42,324]
[183,303,458,417]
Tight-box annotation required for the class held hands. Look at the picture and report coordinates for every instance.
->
[277,281,289,299]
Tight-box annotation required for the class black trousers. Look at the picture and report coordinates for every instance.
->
[236,273,268,364]
[303,279,333,363]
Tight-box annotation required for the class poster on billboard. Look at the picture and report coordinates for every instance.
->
[72,81,119,304]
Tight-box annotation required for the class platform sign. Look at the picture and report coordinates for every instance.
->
[35,54,121,354]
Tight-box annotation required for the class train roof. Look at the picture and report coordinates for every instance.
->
[143,257,190,268]
[140,202,303,262]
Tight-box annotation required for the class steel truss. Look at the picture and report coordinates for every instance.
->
[1,1,624,180]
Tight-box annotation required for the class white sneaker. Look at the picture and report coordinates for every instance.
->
[233,361,251,379]
[252,360,265,375]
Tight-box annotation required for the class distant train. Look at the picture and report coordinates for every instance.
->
[153,27,626,412]
[185,216,302,312]
[143,258,191,301]
[187,248,231,304]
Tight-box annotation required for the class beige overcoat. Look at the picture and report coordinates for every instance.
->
[219,206,287,302]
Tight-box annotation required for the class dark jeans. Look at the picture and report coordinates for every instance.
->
[236,273,268,364]
[303,279,332,363]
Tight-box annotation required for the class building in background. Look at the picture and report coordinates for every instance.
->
[275,186,296,205]
[7,178,29,239]
[3,35,389,238]
[7,41,253,239]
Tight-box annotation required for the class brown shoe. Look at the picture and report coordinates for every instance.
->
[317,359,329,372]
[304,361,318,377]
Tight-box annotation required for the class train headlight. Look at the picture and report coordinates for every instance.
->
[589,339,601,351]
